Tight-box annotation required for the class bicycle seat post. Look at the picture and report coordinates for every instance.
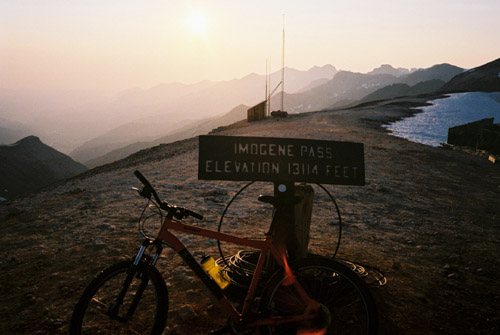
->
[268,182,299,260]
[274,182,295,200]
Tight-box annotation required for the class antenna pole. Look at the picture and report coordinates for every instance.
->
[268,57,271,117]
[265,58,268,117]
[281,14,285,111]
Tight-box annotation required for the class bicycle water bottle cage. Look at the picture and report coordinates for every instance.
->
[258,195,303,206]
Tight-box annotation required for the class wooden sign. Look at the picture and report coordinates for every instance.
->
[198,135,365,185]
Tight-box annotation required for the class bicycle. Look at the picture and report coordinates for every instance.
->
[69,170,378,334]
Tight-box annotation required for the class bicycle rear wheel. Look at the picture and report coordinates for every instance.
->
[69,260,168,335]
[259,257,377,335]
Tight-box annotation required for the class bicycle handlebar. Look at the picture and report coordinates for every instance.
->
[184,208,204,220]
[133,170,203,221]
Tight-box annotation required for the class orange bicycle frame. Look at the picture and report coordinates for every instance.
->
[156,217,319,326]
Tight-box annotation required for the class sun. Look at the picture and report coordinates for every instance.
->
[185,8,208,35]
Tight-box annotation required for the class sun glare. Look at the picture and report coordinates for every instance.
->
[185,8,208,35]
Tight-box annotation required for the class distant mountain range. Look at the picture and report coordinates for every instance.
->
[280,63,464,112]
[0,136,87,200]
[367,64,416,77]
[71,62,470,168]
[69,65,337,164]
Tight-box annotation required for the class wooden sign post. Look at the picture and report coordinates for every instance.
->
[198,135,365,260]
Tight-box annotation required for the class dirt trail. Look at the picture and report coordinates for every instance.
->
[1,103,499,334]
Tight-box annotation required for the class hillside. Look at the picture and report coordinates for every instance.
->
[83,104,249,168]
[281,71,397,113]
[397,63,463,86]
[1,98,499,334]
[0,136,87,200]
[353,63,463,107]
[357,79,446,105]
[440,57,500,93]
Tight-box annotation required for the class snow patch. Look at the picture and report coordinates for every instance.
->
[361,83,380,89]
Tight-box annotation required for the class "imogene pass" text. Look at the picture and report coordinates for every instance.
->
[233,142,334,159]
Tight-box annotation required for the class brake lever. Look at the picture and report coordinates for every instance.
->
[141,187,153,199]
[132,186,152,200]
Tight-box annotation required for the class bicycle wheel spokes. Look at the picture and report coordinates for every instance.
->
[71,260,168,335]
[260,257,377,335]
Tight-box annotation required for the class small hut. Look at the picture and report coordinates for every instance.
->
[247,101,267,122]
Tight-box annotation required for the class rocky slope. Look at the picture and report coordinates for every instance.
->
[0,100,499,334]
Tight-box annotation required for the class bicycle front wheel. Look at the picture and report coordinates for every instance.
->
[69,260,168,335]
[259,257,377,335]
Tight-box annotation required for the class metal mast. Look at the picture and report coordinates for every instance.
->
[281,14,285,111]
[267,57,271,116]
[265,58,268,117]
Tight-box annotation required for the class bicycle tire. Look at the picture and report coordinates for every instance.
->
[259,257,378,335]
[69,260,168,335]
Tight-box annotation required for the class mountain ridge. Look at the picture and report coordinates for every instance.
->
[0,136,87,200]
[439,57,500,93]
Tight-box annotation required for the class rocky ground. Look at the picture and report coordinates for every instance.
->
[1,98,499,334]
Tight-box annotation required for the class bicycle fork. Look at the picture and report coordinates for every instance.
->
[107,239,163,322]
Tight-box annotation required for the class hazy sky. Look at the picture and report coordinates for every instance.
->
[2,0,500,95]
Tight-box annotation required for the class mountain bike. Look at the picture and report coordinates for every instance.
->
[69,170,377,334]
